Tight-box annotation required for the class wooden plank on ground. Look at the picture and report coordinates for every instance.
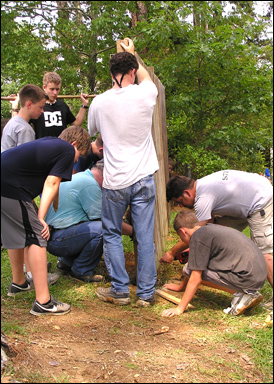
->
[155,289,194,308]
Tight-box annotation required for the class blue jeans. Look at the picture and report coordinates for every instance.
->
[102,174,157,300]
[47,221,103,276]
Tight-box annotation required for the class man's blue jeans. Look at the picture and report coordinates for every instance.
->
[47,221,103,276]
[102,174,157,300]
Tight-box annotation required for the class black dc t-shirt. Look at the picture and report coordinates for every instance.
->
[30,100,76,139]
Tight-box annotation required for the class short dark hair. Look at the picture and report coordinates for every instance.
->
[109,52,139,77]
[95,132,103,148]
[166,176,195,202]
[173,209,199,232]
[19,84,47,107]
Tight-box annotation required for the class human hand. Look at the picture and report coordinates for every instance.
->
[161,307,183,317]
[159,251,175,264]
[80,92,89,107]
[120,38,135,55]
[9,93,19,109]
[163,283,182,292]
[39,219,50,241]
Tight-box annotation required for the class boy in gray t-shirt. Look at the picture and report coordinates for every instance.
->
[1,84,46,153]
[161,209,267,318]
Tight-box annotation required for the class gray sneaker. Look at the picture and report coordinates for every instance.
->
[30,295,71,316]
[27,272,60,287]
[230,291,263,316]
[135,294,156,308]
[96,287,131,305]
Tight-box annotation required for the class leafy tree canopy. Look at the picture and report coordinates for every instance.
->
[1,1,273,176]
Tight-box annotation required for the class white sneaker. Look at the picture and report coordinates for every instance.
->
[230,291,263,316]
[223,292,244,314]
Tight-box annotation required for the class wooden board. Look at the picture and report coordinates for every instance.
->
[155,289,194,308]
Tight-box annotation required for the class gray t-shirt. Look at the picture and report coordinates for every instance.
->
[1,116,35,153]
[189,224,267,291]
[194,170,273,220]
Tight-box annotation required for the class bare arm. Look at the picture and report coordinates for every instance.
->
[9,94,19,117]
[73,93,89,126]
[38,175,62,240]
[161,270,202,317]
[163,276,189,292]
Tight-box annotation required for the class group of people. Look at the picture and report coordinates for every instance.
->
[1,38,273,319]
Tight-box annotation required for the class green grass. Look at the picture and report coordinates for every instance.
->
[1,210,273,383]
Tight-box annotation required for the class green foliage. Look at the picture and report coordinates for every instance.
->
[1,1,273,177]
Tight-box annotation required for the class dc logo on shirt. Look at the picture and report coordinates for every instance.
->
[44,111,63,127]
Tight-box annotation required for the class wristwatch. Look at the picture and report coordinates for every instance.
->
[81,105,89,109]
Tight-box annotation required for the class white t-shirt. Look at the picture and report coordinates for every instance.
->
[1,116,35,153]
[195,170,273,220]
[88,81,159,189]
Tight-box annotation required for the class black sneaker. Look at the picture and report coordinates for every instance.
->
[96,287,131,305]
[7,280,34,297]
[70,270,104,283]
[135,294,156,308]
[30,295,71,316]
[56,260,72,275]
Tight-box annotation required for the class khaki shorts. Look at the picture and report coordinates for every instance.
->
[248,198,273,254]
[214,198,273,254]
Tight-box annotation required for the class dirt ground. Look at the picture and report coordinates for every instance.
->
[2,254,270,384]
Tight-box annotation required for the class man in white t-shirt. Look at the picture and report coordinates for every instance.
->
[161,170,273,290]
[88,38,159,307]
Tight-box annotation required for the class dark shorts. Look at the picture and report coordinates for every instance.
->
[1,196,47,249]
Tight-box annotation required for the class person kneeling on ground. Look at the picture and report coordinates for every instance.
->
[45,160,133,282]
[161,209,267,318]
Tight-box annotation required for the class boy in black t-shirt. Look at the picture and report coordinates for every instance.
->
[11,72,90,138]
[1,126,91,316]
[161,209,267,318]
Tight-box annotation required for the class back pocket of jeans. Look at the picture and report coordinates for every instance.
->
[105,189,125,202]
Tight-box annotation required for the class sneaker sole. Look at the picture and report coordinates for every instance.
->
[232,294,263,316]
[95,291,130,306]
[30,307,71,316]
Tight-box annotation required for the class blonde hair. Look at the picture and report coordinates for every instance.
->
[58,126,91,155]
[43,72,61,86]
